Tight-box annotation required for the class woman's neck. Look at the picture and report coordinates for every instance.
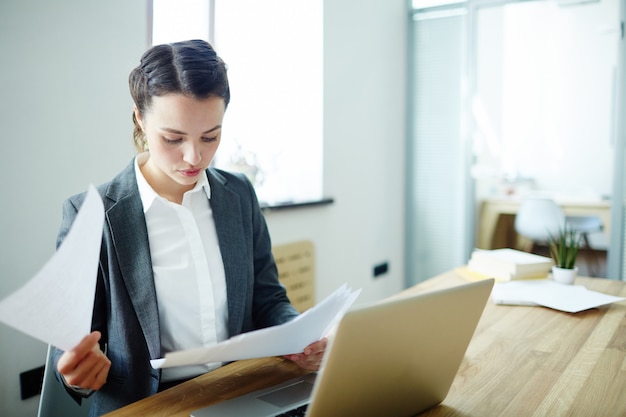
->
[138,154,193,204]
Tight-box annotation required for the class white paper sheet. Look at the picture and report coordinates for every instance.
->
[491,280,625,313]
[0,185,103,351]
[151,284,361,369]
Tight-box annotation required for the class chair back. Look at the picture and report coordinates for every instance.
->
[514,198,565,243]
[273,240,316,313]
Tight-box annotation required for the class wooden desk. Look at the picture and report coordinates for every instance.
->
[105,270,626,417]
[477,198,611,250]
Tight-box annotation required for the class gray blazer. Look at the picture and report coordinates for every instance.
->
[52,160,298,416]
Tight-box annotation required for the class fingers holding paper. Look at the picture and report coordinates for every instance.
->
[57,331,111,391]
[284,338,328,371]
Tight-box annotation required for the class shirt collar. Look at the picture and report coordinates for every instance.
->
[134,156,211,212]
[195,168,212,200]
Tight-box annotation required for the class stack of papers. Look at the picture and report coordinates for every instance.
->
[491,280,625,313]
[151,284,361,369]
[468,248,553,281]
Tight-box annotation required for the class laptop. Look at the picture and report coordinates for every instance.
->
[191,278,494,417]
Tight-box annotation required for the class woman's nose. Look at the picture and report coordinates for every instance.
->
[183,142,202,165]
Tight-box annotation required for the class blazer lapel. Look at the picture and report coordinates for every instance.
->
[105,163,161,360]
[208,170,249,337]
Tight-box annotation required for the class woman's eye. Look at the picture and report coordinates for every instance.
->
[163,137,182,144]
[202,136,218,143]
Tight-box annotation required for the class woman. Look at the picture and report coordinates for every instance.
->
[52,39,326,416]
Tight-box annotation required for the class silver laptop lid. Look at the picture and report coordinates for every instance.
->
[305,278,494,417]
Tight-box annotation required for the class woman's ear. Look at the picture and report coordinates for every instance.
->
[133,105,144,131]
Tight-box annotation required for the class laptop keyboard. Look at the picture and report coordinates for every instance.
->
[276,404,309,417]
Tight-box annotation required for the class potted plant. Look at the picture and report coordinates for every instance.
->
[548,225,581,285]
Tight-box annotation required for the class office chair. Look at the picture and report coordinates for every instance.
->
[37,344,92,417]
[514,198,564,247]
[514,197,603,276]
[565,215,603,248]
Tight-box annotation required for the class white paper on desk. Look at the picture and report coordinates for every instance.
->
[151,284,361,369]
[492,280,625,313]
[0,185,103,351]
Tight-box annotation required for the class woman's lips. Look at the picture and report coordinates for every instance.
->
[179,168,202,177]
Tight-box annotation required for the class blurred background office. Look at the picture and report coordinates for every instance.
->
[0,0,624,416]
[407,0,625,283]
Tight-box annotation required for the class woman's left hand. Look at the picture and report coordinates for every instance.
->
[284,338,327,371]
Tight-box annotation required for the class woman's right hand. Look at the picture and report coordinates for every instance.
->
[57,331,111,391]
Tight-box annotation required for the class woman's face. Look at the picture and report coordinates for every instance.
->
[136,94,225,200]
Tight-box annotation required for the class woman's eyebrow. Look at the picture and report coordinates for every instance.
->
[160,125,222,135]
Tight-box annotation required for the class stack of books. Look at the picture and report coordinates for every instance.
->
[467,248,554,281]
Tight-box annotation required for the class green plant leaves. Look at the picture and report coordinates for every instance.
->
[548,225,581,269]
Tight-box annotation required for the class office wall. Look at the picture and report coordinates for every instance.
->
[0,1,145,416]
[0,0,407,415]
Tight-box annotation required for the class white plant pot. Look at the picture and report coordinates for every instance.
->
[552,266,578,285]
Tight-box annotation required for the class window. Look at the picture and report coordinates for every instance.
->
[152,0,211,45]
[151,0,323,206]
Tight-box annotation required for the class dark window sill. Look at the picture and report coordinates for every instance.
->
[260,197,335,212]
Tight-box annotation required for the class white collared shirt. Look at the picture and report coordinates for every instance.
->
[135,157,228,381]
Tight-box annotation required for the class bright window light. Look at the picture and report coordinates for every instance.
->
[152,0,210,44]
[151,0,323,205]
[412,0,467,10]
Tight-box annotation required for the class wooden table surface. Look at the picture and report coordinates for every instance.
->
[105,270,626,417]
